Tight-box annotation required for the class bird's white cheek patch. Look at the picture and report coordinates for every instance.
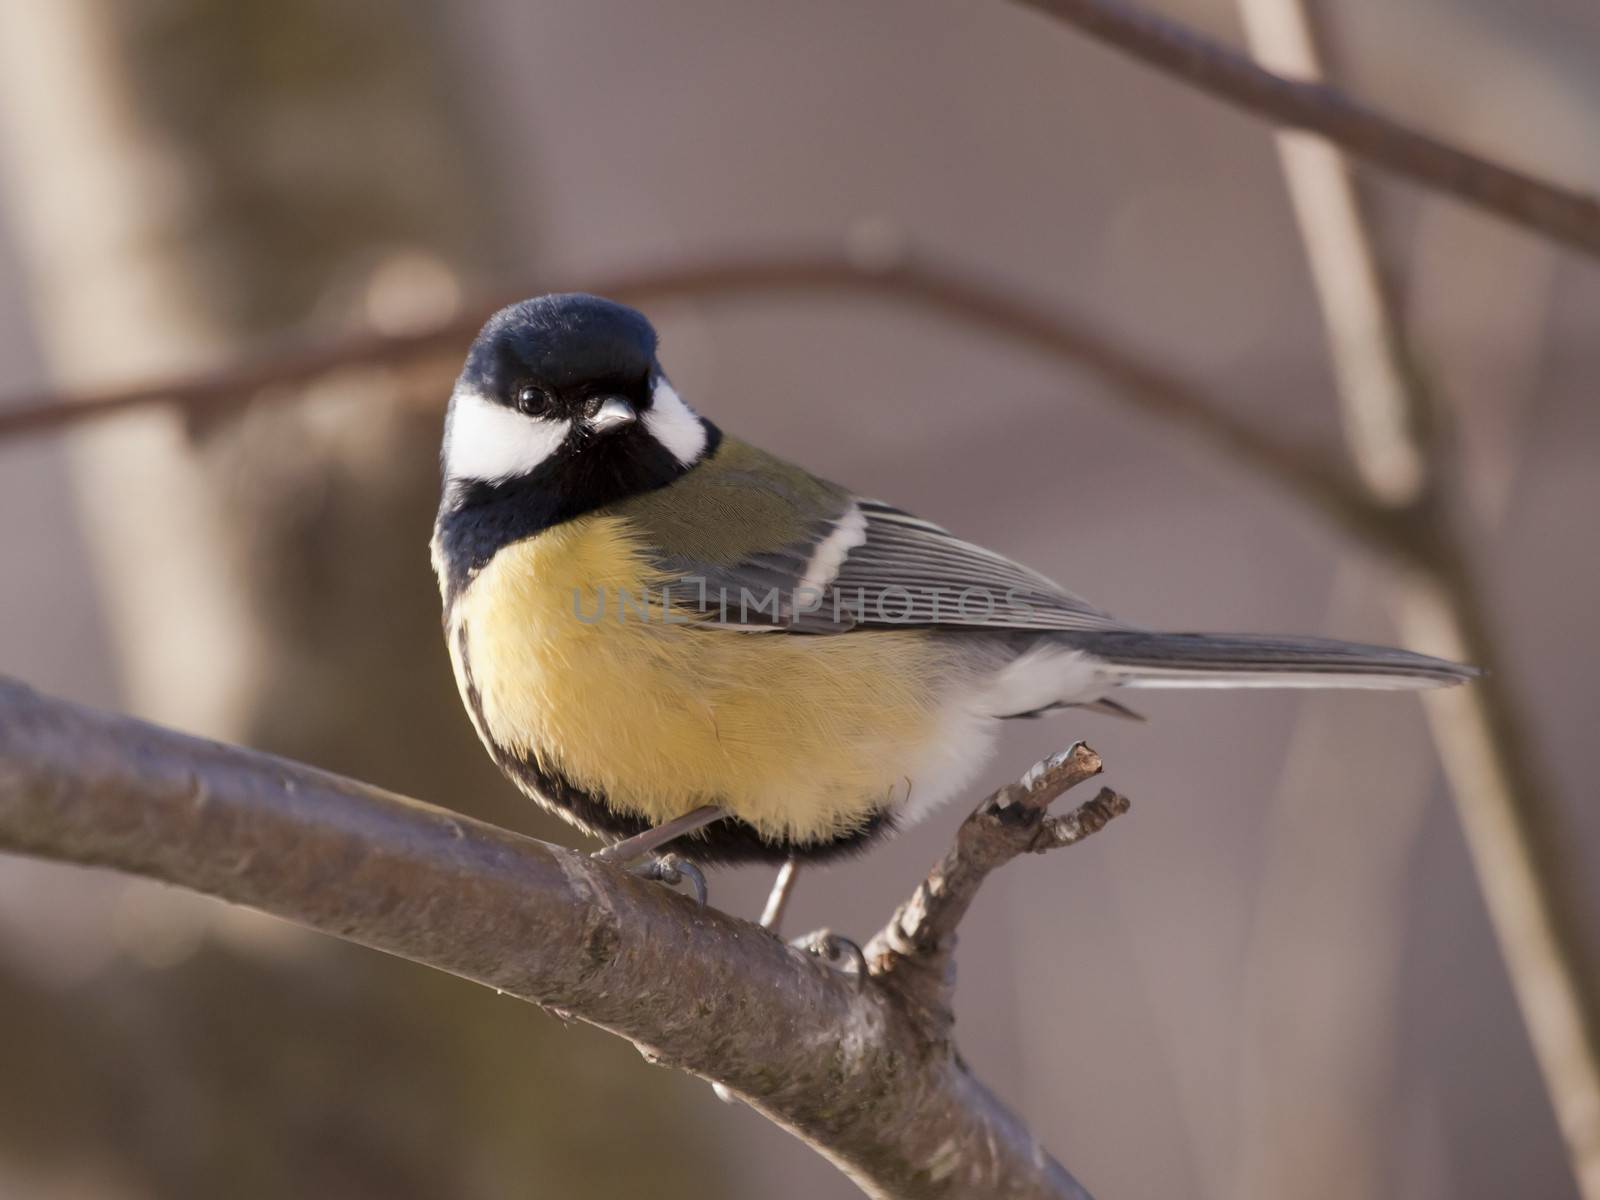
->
[444,387,570,483]
[645,379,708,467]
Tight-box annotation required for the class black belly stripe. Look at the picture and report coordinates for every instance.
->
[452,618,893,866]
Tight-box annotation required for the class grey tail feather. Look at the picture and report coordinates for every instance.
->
[1008,697,1148,721]
[1075,697,1148,721]
[1074,631,1479,690]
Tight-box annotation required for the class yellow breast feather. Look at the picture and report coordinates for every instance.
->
[451,513,954,845]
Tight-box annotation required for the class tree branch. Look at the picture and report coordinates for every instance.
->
[1007,0,1600,261]
[0,244,1417,564]
[0,676,1128,1200]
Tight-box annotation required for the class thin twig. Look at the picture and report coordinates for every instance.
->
[0,676,1118,1200]
[865,743,1128,1029]
[1008,0,1600,260]
[1236,3,1600,1193]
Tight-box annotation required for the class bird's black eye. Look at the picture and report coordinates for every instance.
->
[514,384,549,416]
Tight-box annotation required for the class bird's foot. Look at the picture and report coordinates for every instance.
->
[631,852,707,906]
[791,928,867,987]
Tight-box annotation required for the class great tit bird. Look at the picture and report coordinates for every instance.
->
[431,293,1474,882]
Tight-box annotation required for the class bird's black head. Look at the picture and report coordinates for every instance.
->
[437,293,718,525]
[461,292,657,405]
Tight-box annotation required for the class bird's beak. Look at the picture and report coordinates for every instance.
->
[584,395,637,435]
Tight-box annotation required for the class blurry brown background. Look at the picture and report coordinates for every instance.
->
[0,1,1596,1197]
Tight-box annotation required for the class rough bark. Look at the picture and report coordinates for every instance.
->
[0,677,1129,1200]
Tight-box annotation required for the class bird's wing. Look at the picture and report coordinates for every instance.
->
[815,499,1120,631]
[615,440,1120,634]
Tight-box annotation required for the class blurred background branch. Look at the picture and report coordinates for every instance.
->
[0,244,1451,565]
[1008,0,1600,259]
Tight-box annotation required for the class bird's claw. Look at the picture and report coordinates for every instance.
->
[634,853,708,906]
[791,928,867,986]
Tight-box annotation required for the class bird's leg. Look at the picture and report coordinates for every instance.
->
[759,857,799,935]
[592,804,729,865]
